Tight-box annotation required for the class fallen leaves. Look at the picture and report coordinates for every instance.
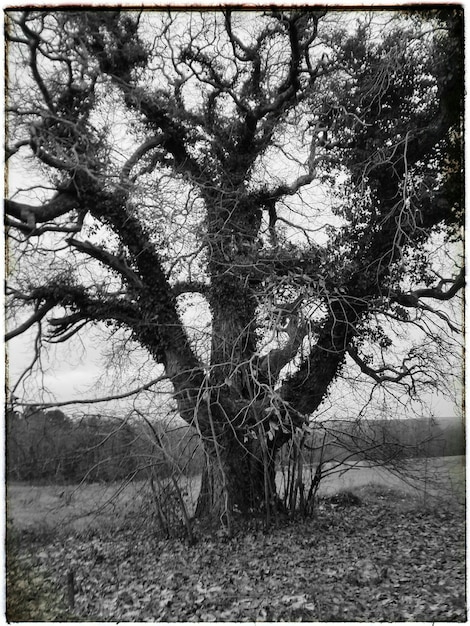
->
[6,550,73,621]
[8,492,466,622]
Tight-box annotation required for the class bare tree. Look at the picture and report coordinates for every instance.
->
[5,9,463,526]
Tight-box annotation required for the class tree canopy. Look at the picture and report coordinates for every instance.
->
[5,8,464,524]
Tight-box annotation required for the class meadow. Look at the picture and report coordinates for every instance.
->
[7,456,465,533]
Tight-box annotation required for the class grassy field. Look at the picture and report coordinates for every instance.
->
[290,455,465,498]
[7,455,465,533]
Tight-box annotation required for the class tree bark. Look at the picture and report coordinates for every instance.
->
[195,427,277,524]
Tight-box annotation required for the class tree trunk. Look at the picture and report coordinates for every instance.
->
[195,430,277,526]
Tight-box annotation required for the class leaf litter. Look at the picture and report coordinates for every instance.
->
[12,491,466,622]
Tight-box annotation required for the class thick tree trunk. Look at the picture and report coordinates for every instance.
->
[195,431,277,526]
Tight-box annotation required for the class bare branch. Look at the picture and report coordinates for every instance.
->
[259,296,307,380]
[411,269,464,301]
[5,212,85,237]
[223,10,257,61]
[67,238,144,288]
[5,139,31,160]
[19,12,55,111]
[172,281,208,297]
[347,346,414,385]
[120,136,163,185]
[5,192,80,231]
[5,300,55,341]
[390,269,464,308]
[14,374,169,409]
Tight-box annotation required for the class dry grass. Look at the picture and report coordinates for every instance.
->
[290,455,465,500]
[7,475,202,533]
[6,456,464,534]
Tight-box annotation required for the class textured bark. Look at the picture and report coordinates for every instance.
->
[195,432,277,522]
[281,302,362,415]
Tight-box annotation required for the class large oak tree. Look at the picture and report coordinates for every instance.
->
[5,8,463,524]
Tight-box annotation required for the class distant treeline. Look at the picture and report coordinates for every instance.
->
[281,417,465,467]
[6,407,202,484]
[6,407,464,484]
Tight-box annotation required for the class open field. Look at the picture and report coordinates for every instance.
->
[7,456,465,533]
[295,455,465,498]
[7,474,202,533]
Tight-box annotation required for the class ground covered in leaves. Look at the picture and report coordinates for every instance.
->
[8,487,466,622]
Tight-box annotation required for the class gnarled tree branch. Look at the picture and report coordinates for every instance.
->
[5,192,80,231]
[5,300,56,341]
[67,238,144,288]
